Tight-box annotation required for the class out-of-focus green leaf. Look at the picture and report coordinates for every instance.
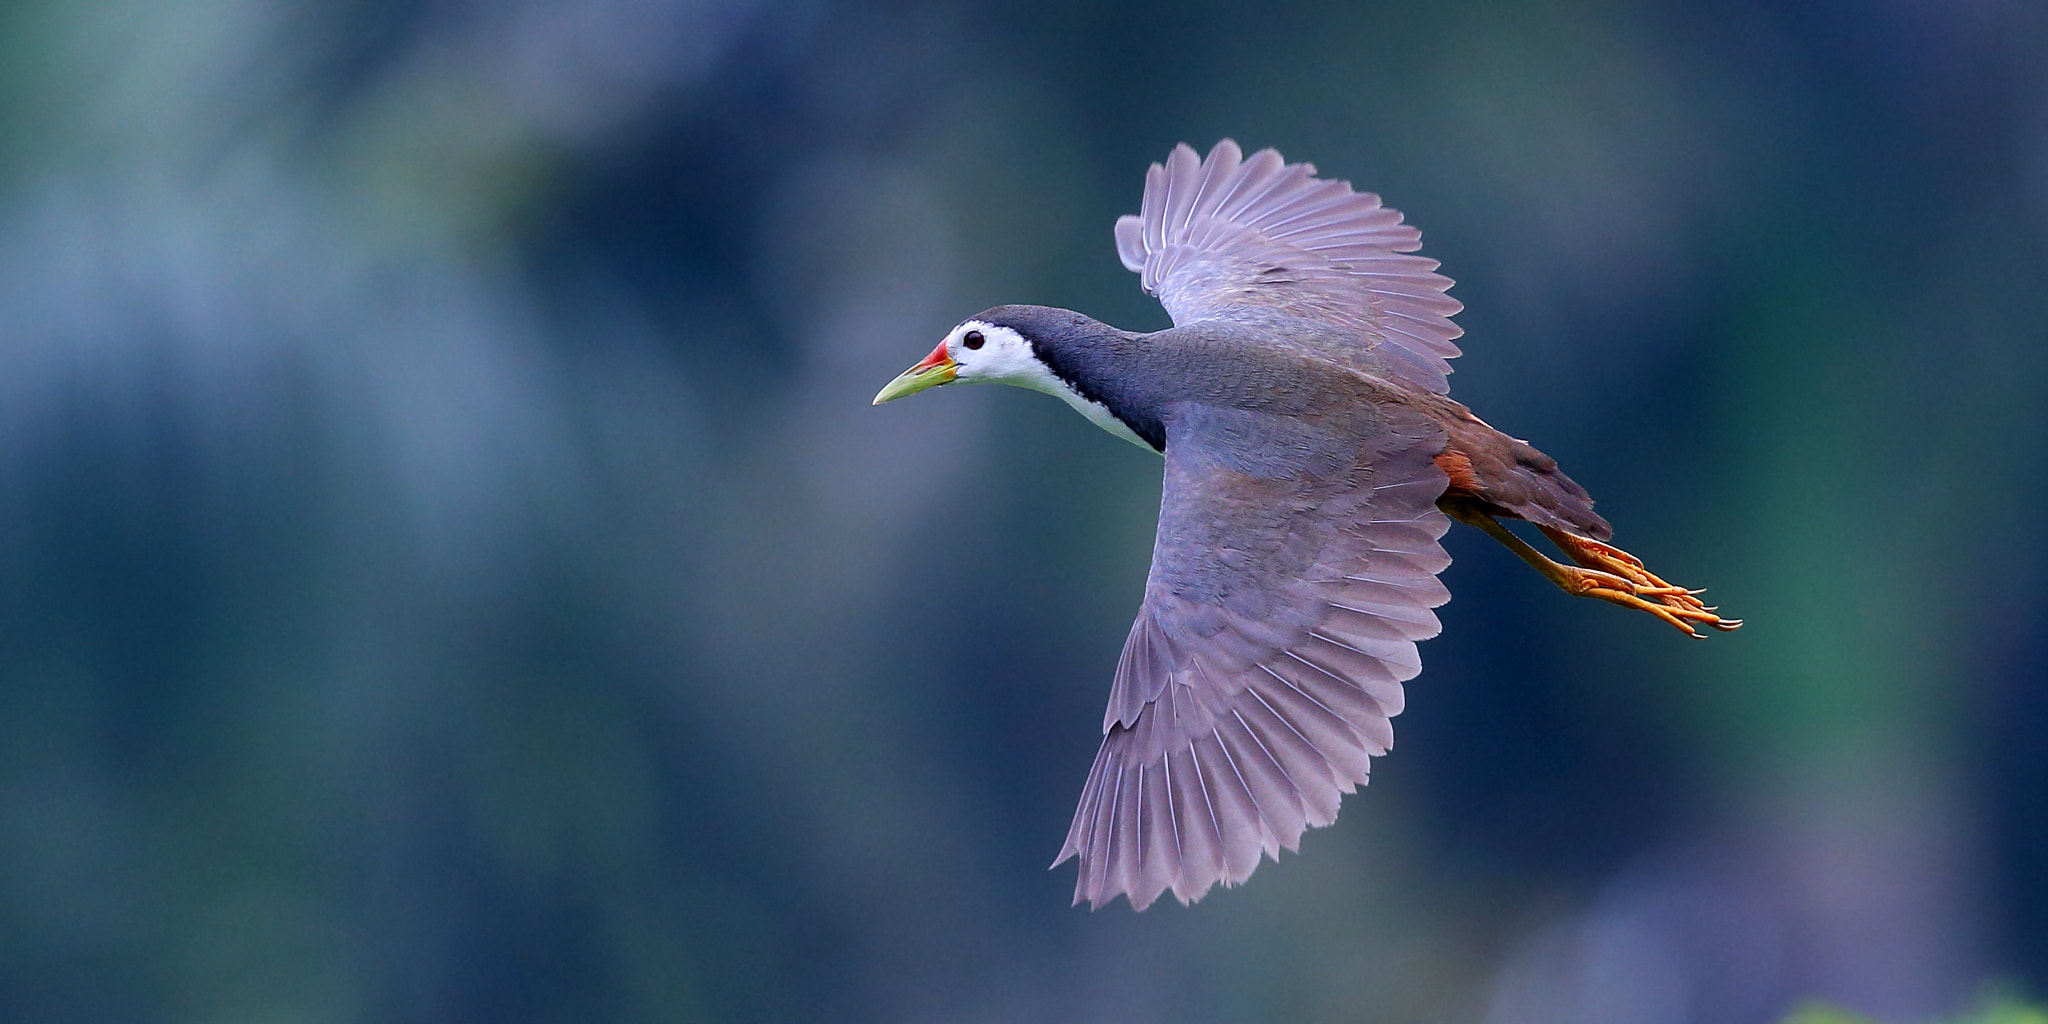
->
[1782,999,2048,1024]
[1783,1003,1880,1024]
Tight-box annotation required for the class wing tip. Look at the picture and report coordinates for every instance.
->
[1114,214,1146,272]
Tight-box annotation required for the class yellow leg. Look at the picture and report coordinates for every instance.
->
[1444,502,1742,637]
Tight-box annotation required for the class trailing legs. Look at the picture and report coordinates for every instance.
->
[1441,499,1742,637]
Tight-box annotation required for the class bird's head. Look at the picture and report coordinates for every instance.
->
[871,317,1042,405]
[873,305,1160,450]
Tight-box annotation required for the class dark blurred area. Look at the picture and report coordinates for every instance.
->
[1,0,2044,1021]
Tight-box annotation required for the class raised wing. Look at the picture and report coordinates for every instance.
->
[1053,401,1452,910]
[1114,140,1464,393]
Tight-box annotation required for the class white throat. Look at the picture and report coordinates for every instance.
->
[1014,372,1155,452]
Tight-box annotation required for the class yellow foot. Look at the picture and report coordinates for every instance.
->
[1542,528,1743,637]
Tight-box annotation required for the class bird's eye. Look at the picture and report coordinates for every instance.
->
[963,330,985,350]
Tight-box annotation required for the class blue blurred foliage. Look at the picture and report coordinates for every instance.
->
[0,0,2044,1021]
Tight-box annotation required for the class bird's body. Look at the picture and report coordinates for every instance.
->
[875,141,1736,911]
[963,302,1612,540]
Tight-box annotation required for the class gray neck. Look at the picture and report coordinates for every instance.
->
[972,304,1166,451]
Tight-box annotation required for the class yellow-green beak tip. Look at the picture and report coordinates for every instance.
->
[873,344,957,405]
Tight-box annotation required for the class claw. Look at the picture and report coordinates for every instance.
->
[1448,502,1742,636]
[1538,525,1743,635]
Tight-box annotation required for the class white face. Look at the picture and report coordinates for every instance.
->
[941,319,1156,452]
[943,320,1051,389]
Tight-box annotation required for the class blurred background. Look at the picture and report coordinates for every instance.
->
[0,0,2043,1021]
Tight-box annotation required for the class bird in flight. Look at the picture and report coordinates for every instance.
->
[873,140,1739,911]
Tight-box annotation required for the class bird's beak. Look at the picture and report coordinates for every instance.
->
[872,340,957,405]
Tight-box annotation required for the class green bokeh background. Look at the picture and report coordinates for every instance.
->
[1,1,2043,1021]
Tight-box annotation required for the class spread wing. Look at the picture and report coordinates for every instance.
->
[1114,140,1464,393]
[1053,402,1452,910]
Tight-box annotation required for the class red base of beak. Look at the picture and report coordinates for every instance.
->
[911,339,951,372]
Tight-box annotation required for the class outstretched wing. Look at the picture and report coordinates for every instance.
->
[1053,401,1452,910]
[1114,140,1464,394]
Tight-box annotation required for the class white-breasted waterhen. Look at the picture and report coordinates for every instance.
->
[874,140,1738,911]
